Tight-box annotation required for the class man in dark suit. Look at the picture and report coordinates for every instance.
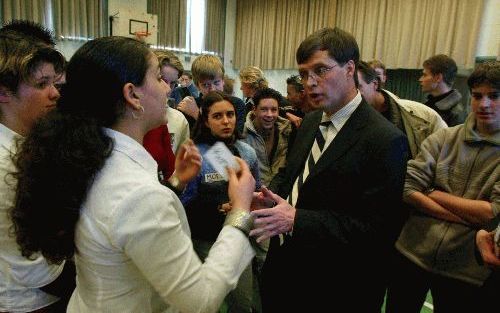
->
[250,27,409,312]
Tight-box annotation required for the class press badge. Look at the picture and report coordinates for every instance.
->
[205,172,225,183]
[204,142,240,180]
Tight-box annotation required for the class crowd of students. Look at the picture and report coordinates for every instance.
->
[1,20,498,313]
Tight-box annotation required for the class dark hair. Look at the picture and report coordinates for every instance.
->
[368,60,386,73]
[1,19,55,46]
[286,75,304,92]
[423,54,457,87]
[357,61,382,91]
[182,71,193,79]
[253,88,284,108]
[0,32,65,94]
[467,61,500,91]
[155,50,184,78]
[296,27,359,87]
[192,91,242,144]
[223,75,235,95]
[10,36,152,264]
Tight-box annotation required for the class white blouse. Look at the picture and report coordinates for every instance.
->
[68,128,254,313]
[0,123,62,312]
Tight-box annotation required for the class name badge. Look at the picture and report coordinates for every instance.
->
[205,172,224,183]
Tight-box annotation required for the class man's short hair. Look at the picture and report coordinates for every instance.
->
[253,88,284,108]
[286,75,304,92]
[296,27,359,87]
[191,54,225,85]
[296,27,359,67]
[368,60,386,74]
[239,66,268,90]
[467,61,500,90]
[0,19,55,46]
[223,75,235,95]
[423,54,458,87]
[0,32,65,93]
[154,50,184,78]
[358,61,381,91]
[182,70,193,79]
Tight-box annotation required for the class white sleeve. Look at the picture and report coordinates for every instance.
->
[110,186,254,313]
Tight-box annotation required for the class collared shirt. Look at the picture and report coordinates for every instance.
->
[166,107,190,154]
[0,123,62,313]
[320,91,362,153]
[287,92,362,208]
[68,128,254,313]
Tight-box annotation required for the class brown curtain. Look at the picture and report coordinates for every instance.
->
[336,0,484,69]
[1,0,51,27]
[150,0,186,49]
[53,0,107,39]
[204,0,226,55]
[234,0,337,69]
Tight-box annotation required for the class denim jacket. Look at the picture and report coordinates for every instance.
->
[180,140,260,241]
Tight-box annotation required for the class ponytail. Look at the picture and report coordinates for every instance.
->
[9,36,150,264]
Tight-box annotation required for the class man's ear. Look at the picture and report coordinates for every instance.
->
[0,86,12,103]
[345,60,356,78]
[434,73,444,84]
[122,83,141,110]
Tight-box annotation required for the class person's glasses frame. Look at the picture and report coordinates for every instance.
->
[299,64,338,83]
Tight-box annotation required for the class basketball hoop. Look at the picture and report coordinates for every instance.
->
[134,31,151,42]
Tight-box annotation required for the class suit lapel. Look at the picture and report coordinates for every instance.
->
[306,102,370,181]
[287,111,322,182]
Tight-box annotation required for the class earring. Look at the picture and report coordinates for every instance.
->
[132,105,145,119]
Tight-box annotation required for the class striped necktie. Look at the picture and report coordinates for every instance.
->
[288,121,332,206]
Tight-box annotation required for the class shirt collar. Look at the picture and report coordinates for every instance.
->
[103,128,159,177]
[321,91,362,131]
[464,114,500,145]
[0,122,22,151]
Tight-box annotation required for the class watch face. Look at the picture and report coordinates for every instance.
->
[170,175,181,189]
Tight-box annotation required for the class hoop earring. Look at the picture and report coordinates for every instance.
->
[132,105,145,119]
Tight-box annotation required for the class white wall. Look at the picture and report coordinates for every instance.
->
[55,0,150,60]
[108,0,147,17]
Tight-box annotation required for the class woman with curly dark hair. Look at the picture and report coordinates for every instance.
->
[10,36,257,313]
[0,28,70,312]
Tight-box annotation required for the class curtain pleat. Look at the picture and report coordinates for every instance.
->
[52,0,107,39]
[336,0,484,69]
[204,0,226,55]
[1,0,51,27]
[234,0,337,69]
[150,0,186,49]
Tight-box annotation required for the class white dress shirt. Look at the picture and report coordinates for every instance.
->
[67,128,254,313]
[166,107,190,155]
[321,91,362,151]
[0,123,62,312]
[288,92,362,207]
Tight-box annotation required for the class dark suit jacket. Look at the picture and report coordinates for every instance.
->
[264,100,408,312]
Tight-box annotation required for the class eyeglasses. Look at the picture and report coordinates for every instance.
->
[298,64,337,82]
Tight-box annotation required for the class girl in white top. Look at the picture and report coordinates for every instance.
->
[10,36,256,313]
[0,30,68,312]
